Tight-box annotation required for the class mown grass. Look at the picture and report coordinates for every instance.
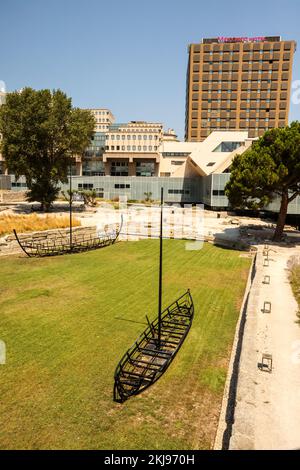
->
[0,213,81,236]
[0,240,251,449]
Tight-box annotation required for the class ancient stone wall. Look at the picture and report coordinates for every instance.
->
[0,191,27,203]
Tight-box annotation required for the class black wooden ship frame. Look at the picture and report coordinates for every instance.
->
[13,167,123,258]
[113,188,194,403]
[13,217,122,258]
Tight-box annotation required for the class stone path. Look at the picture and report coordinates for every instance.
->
[229,246,300,450]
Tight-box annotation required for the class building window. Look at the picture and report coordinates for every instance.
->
[168,189,190,195]
[111,161,128,176]
[136,161,155,177]
[138,146,141,151]
[171,160,184,165]
[78,183,94,190]
[162,152,191,157]
[213,141,243,152]
[127,145,131,151]
[11,182,28,188]
[82,160,105,176]
[206,162,216,166]
[212,189,225,196]
[114,183,130,189]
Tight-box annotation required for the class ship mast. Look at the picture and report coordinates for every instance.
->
[157,187,163,349]
[69,162,73,249]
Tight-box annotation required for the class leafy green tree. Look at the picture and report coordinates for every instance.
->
[225,122,300,241]
[0,87,95,210]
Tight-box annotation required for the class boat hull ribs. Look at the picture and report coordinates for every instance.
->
[113,290,194,403]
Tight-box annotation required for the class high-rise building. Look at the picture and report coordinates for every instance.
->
[185,36,296,141]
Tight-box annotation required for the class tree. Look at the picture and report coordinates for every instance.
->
[144,191,153,203]
[0,87,95,210]
[61,189,77,204]
[225,122,300,241]
[79,190,98,207]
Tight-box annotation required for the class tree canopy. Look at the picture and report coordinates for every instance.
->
[225,122,300,241]
[0,87,95,210]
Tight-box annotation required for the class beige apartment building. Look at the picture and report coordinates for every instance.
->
[103,121,163,177]
[185,36,296,141]
[76,120,172,177]
[88,108,115,132]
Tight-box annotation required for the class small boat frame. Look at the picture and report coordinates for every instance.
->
[113,290,194,403]
[113,188,194,403]
[13,216,123,258]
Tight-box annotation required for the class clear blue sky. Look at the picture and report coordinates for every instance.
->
[1,0,300,139]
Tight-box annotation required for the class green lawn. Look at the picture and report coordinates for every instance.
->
[0,240,251,449]
[289,263,300,324]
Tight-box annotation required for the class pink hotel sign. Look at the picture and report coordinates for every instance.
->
[218,36,266,43]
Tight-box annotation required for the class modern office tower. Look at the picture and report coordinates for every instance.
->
[185,36,296,141]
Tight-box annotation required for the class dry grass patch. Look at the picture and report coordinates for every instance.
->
[0,213,81,237]
[288,255,300,323]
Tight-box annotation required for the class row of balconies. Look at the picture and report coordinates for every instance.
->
[192,83,273,92]
[201,51,290,61]
[191,103,287,114]
[193,91,287,100]
[195,52,291,62]
[199,119,285,128]
[194,72,290,82]
[195,109,286,118]
[194,82,289,92]
[191,62,289,73]
[194,63,289,73]
[192,100,287,110]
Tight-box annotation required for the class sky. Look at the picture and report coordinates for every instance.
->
[1,0,300,139]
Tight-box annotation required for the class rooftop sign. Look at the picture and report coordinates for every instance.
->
[202,36,281,44]
[218,36,266,43]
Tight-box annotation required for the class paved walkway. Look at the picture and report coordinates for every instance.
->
[229,246,300,450]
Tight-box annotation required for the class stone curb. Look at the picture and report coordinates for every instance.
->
[213,250,258,450]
